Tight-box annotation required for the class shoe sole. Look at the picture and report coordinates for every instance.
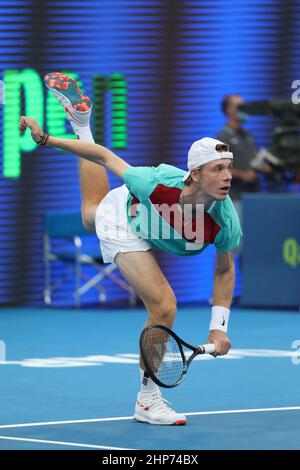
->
[133,415,187,426]
[44,72,92,113]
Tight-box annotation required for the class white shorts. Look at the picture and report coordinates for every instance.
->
[95,184,152,264]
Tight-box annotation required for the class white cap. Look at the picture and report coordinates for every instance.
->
[182,137,233,182]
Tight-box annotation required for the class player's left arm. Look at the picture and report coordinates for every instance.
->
[208,251,235,356]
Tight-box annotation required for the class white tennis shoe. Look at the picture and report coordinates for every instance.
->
[134,391,187,425]
[44,72,92,133]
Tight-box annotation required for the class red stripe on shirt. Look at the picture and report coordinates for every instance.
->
[149,184,221,243]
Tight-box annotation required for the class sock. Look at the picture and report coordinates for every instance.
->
[72,124,95,143]
[139,368,159,394]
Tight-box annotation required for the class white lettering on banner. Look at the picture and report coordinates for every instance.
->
[291,80,300,104]
[291,340,300,365]
[0,341,6,362]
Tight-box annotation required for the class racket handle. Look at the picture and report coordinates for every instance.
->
[202,343,216,354]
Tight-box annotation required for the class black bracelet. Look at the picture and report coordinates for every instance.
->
[37,133,49,145]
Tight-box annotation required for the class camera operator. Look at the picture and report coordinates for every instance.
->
[217,94,259,203]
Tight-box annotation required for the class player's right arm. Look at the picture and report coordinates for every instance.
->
[19,116,129,179]
[48,135,129,179]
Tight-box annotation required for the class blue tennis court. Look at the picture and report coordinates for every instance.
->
[0,306,299,450]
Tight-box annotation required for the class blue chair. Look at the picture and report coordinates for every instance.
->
[44,211,136,307]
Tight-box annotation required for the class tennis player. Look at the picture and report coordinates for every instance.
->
[19,73,242,426]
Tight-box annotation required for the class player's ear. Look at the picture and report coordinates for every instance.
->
[190,168,202,183]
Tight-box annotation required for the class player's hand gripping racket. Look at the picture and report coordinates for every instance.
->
[140,324,216,388]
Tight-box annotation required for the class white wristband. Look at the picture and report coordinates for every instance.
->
[209,306,230,333]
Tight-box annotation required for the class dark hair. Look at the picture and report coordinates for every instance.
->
[215,143,229,152]
[185,174,193,186]
[221,95,232,115]
[221,94,241,116]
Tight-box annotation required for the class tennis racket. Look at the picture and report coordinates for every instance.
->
[140,324,216,388]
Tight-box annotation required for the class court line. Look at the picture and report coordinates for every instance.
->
[0,435,134,450]
[185,406,300,417]
[0,416,133,429]
[0,405,300,430]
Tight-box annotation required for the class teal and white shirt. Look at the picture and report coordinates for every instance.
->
[123,163,242,256]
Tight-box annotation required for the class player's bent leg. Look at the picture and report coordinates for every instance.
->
[115,250,176,327]
[115,250,187,426]
[79,158,109,232]
[44,72,109,232]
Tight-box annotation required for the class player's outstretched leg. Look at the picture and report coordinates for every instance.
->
[44,72,109,232]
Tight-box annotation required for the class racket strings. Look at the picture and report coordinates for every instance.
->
[142,328,185,386]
